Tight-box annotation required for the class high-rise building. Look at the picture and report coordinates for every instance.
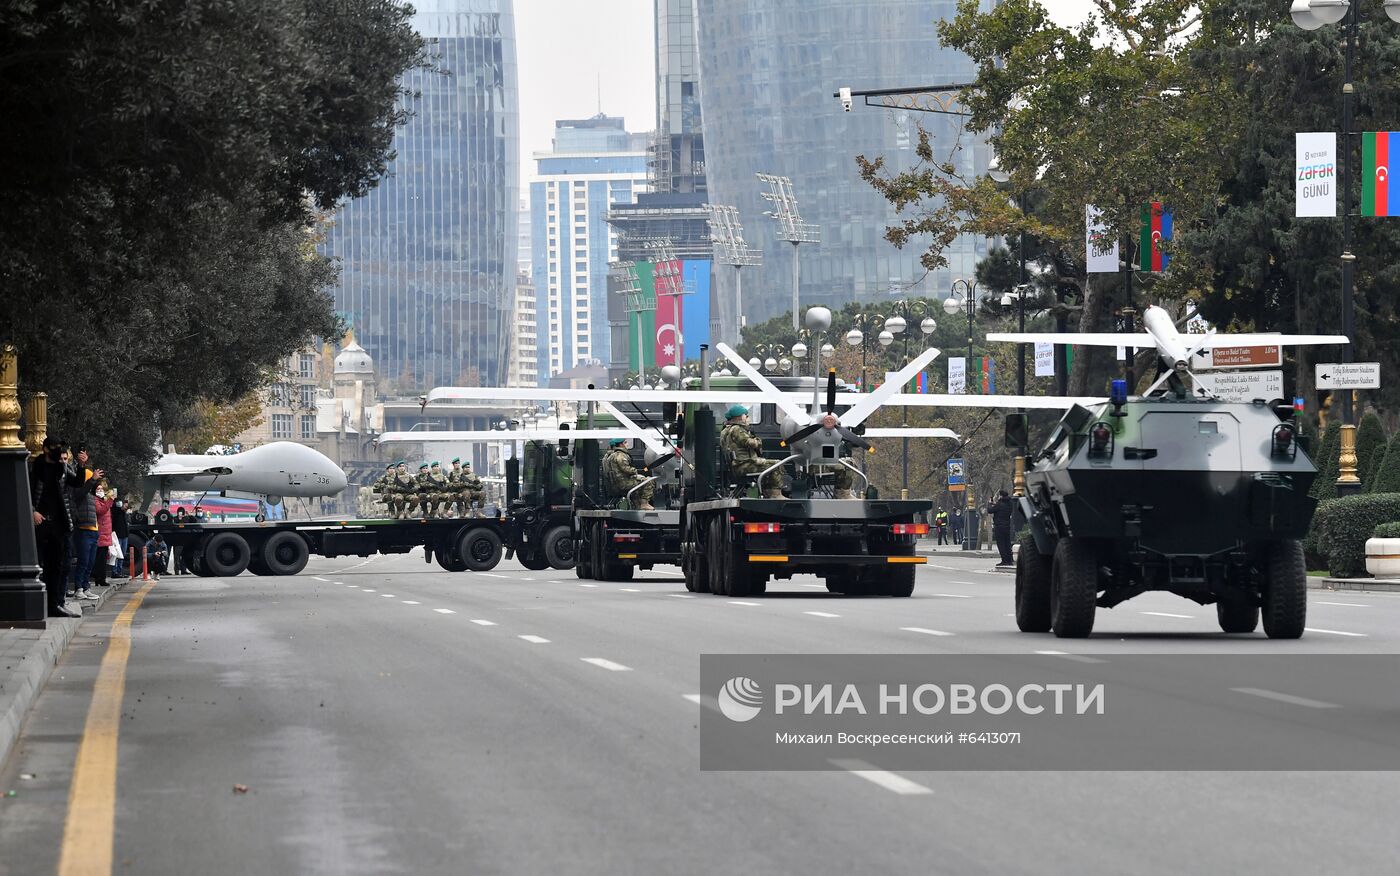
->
[695,0,992,328]
[504,270,538,388]
[653,0,706,195]
[530,115,649,381]
[321,0,519,391]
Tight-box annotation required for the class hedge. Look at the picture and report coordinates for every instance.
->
[1308,420,1340,501]
[1309,493,1400,578]
[1374,521,1400,539]
[1356,411,1388,491]
[1372,433,1400,494]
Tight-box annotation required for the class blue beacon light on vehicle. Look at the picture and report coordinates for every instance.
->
[1109,379,1129,419]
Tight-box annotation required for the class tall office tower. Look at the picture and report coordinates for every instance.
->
[695,0,992,327]
[653,0,706,195]
[530,115,650,381]
[322,0,519,391]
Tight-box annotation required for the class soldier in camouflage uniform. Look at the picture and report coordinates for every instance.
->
[459,460,486,517]
[411,463,433,518]
[389,461,417,518]
[425,461,452,518]
[719,406,784,498]
[369,463,395,516]
[603,438,654,510]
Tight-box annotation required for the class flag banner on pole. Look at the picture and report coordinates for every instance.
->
[948,357,966,394]
[1085,205,1119,273]
[981,358,996,394]
[1034,342,1055,377]
[1361,132,1400,217]
[653,258,684,367]
[1139,202,1172,272]
[1296,132,1337,217]
[631,262,659,373]
[909,371,930,394]
[680,260,711,358]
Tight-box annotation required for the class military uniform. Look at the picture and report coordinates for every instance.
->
[413,464,437,518]
[720,422,783,498]
[425,463,451,517]
[812,461,855,498]
[458,463,485,517]
[603,446,654,509]
[369,465,395,517]
[389,464,417,518]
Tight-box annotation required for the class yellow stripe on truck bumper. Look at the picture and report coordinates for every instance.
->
[748,555,790,563]
[886,556,927,564]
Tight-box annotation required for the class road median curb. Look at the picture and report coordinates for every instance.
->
[1313,577,1400,593]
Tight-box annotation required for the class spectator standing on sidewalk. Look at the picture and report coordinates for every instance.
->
[94,481,115,588]
[66,446,104,601]
[949,505,964,547]
[110,490,130,579]
[29,437,81,618]
[934,508,949,545]
[985,490,1015,567]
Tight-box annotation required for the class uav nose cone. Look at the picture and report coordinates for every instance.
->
[1173,359,1189,372]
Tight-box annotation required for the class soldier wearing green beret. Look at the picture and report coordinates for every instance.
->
[720,406,784,498]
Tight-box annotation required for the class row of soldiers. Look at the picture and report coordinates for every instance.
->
[370,458,486,519]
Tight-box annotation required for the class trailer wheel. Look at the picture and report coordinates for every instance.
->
[1216,589,1259,633]
[262,531,309,576]
[542,525,575,570]
[459,527,503,572]
[518,550,550,571]
[436,547,469,572]
[202,532,251,577]
[1051,538,1098,638]
[575,528,593,579]
[155,509,172,524]
[886,565,915,598]
[1015,534,1053,632]
[706,516,729,596]
[1262,539,1306,639]
[247,553,271,576]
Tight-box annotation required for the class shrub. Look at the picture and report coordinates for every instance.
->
[1373,521,1400,539]
[1303,498,1336,570]
[1314,493,1400,578]
[1372,433,1400,494]
[1308,421,1340,500]
[1356,411,1388,490]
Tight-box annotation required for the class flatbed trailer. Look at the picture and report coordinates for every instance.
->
[574,509,681,581]
[135,516,510,576]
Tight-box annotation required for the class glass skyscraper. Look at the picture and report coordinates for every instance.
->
[695,0,993,328]
[322,0,519,390]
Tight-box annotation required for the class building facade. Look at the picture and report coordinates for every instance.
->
[504,270,538,388]
[653,0,706,196]
[321,0,519,391]
[230,349,324,450]
[694,0,992,328]
[530,115,649,381]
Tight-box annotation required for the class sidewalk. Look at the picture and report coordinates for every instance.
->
[916,540,1000,559]
[0,576,133,773]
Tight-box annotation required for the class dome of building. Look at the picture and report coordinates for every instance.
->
[334,333,374,375]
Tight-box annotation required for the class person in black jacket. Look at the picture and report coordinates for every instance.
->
[29,438,81,617]
[109,491,130,579]
[985,490,1015,566]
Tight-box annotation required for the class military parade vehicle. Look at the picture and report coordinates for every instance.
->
[502,437,577,571]
[990,304,1349,639]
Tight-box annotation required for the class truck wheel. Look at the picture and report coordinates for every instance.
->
[247,552,271,576]
[459,527,503,572]
[1216,590,1259,633]
[886,565,915,597]
[1015,534,1053,632]
[543,525,575,570]
[574,525,592,579]
[1051,538,1098,638]
[262,532,309,576]
[1262,540,1307,639]
[707,517,729,596]
[518,550,550,571]
[202,532,251,577]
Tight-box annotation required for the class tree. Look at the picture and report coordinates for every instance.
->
[1357,410,1388,491]
[1,0,426,488]
[1310,420,1341,501]
[1372,432,1400,495]
[164,393,267,455]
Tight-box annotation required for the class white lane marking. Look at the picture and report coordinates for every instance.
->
[729,600,763,606]
[381,594,396,598]
[1305,627,1367,637]
[933,593,973,599]
[579,583,599,588]
[950,581,980,586]
[669,594,695,599]
[804,611,841,618]
[518,635,551,644]
[313,577,330,582]
[621,588,641,592]
[402,601,421,605]
[1035,650,1106,664]
[362,589,377,593]
[332,557,377,573]
[480,573,507,579]
[519,577,536,581]
[901,627,954,637]
[1233,687,1339,709]
[345,584,359,589]
[470,619,497,626]
[682,694,702,705]
[433,608,455,615]
[1141,611,1193,619]
[829,760,933,796]
[1316,601,1368,607]
[580,658,632,672]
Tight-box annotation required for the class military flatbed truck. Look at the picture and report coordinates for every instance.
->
[501,438,577,571]
[137,515,510,576]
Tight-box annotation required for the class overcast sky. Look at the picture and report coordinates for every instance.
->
[512,0,1098,190]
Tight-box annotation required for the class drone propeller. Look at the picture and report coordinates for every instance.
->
[714,342,811,424]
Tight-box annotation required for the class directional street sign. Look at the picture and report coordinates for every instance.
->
[947,458,965,492]
[1192,344,1282,370]
[1193,370,1284,402]
[1315,362,1381,390]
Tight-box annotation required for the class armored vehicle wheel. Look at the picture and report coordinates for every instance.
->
[202,532,251,577]
[1215,590,1259,633]
[518,550,550,571]
[261,531,309,576]
[1262,540,1306,639]
[458,527,503,572]
[1051,538,1098,638]
[1015,534,1053,632]
[543,525,575,570]
[575,527,592,579]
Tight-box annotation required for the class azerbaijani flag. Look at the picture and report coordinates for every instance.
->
[907,371,929,394]
[1139,202,1172,272]
[1362,132,1400,216]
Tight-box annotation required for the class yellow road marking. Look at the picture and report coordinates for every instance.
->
[58,579,156,876]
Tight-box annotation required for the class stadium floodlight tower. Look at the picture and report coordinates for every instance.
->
[756,173,819,332]
[705,204,762,344]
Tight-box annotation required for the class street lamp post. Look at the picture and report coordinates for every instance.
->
[757,173,819,332]
[945,282,979,551]
[884,300,938,498]
[1291,0,1398,494]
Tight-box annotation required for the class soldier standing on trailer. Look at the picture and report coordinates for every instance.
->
[603,438,654,510]
[719,406,784,499]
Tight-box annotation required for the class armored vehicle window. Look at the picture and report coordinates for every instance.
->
[1198,421,1218,434]
[1063,404,1093,433]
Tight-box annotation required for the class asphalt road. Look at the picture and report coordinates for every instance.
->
[2,550,1398,875]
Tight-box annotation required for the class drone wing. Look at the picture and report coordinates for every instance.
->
[714,342,811,424]
[986,332,1156,347]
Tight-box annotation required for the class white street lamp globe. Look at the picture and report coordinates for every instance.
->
[1387,0,1400,23]
[988,154,1011,185]
[878,330,894,347]
[1307,0,1350,26]
[792,343,808,359]
[1289,0,1324,28]
[720,367,734,376]
[631,383,641,391]
[779,357,792,372]
[804,306,833,332]
[845,328,863,346]
[748,357,762,369]
[764,357,778,372]
[920,317,938,335]
[884,315,907,334]
[660,364,681,384]
[821,343,835,357]
[1001,293,1015,308]
[943,296,964,316]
